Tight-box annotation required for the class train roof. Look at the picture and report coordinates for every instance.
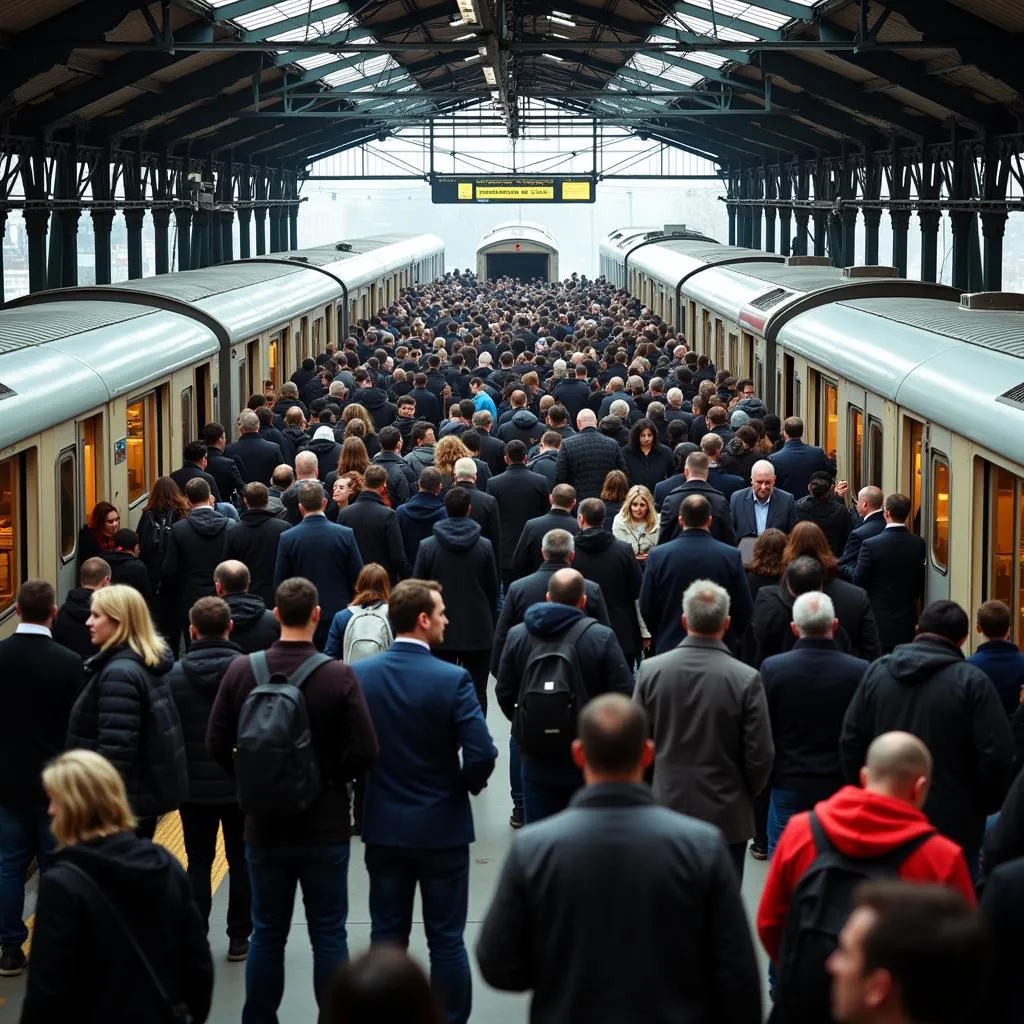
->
[627,239,784,288]
[477,222,558,251]
[0,302,218,450]
[777,296,1024,465]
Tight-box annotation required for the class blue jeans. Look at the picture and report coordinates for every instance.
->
[0,804,55,949]
[365,845,471,1024]
[521,759,583,824]
[509,735,522,807]
[242,842,351,1024]
[767,787,823,858]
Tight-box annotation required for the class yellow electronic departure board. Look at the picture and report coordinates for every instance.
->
[431,175,596,204]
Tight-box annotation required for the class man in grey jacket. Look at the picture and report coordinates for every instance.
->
[476,693,761,1024]
[634,578,774,882]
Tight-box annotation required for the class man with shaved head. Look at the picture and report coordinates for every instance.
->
[730,458,798,538]
[758,730,976,982]
[553,406,626,500]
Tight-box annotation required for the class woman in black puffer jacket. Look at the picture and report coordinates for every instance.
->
[66,584,182,839]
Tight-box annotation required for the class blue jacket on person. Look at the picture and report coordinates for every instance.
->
[968,639,1024,718]
[768,438,832,497]
[473,390,499,421]
[352,639,497,848]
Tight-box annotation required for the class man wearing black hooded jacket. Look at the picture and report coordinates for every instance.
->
[213,561,279,653]
[167,596,250,960]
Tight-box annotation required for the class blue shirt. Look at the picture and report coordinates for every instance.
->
[473,391,498,420]
[754,494,771,535]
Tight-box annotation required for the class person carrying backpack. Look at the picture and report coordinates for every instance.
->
[323,563,394,662]
[495,568,633,823]
[207,576,379,1022]
[758,731,976,1024]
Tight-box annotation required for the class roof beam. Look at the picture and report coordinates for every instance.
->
[527,1,643,37]
[672,2,786,40]
[225,2,352,43]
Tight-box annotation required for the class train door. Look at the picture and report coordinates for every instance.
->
[194,363,210,432]
[924,423,952,603]
[55,428,79,602]
[78,413,103,520]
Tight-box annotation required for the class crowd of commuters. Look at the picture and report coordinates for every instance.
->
[0,266,1020,1023]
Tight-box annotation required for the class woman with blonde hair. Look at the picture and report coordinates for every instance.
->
[435,434,471,489]
[19,750,212,1024]
[612,484,659,562]
[65,585,184,839]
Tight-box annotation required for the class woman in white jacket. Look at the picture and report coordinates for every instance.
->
[612,485,658,652]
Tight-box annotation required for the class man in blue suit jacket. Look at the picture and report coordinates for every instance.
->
[352,579,497,1024]
[274,480,363,649]
[730,460,798,539]
[838,486,885,580]
[768,416,832,497]
[640,494,752,654]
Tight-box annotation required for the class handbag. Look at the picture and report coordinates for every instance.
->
[62,861,193,1024]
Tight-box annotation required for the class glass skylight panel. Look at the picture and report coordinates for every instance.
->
[680,50,729,68]
[661,16,758,43]
[235,0,341,32]
[680,0,790,31]
[321,53,393,86]
[268,13,358,42]
[296,52,337,70]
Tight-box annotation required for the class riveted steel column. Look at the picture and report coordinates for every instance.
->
[254,172,267,256]
[890,209,910,278]
[919,210,940,282]
[981,211,1007,292]
[152,208,171,275]
[60,207,80,286]
[175,207,192,271]
[25,209,49,293]
[92,210,113,284]
[863,208,881,265]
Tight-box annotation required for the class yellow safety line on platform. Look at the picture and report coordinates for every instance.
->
[19,812,227,958]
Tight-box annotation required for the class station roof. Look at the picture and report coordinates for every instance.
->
[0,1,1021,170]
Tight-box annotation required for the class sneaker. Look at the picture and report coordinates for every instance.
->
[227,939,249,962]
[749,839,768,861]
[0,948,26,977]
[509,806,524,829]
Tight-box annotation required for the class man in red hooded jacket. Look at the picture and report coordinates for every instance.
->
[758,730,975,963]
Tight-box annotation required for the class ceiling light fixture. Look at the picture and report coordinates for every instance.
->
[453,32,476,40]
[463,52,481,62]
[456,0,479,25]
[543,52,564,61]
[483,65,497,85]
[547,15,576,27]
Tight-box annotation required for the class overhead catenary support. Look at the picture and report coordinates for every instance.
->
[778,166,792,257]
[764,168,777,254]
[238,172,253,260]
[254,172,268,256]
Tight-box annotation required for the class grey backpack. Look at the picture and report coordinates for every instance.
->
[342,603,393,664]
[234,651,331,816]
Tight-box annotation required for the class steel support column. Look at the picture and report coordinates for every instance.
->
[288,199,298,250]
[60,207,80,286]
[763,169,778,254]
[92,211,113,284]
[152,208,171,275]
[863,208,882,265]
[221,210,235,263]
[46,209,63,290]
[25,210,49,293]
[125,209,144,279]
[0,212,7,304]
[190,210,207,269]
[840,208,857,267]
[891,209,910,278]
[749,172,763,250]
[238,174,252,259]
[919,210,940,282]
[727,200,738,246]
[951,212,983,292]
[254,173,267,256]
[981,211,1008,292]
[175,207,192,272]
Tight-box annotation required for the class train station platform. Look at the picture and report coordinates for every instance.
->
[0,704,770,1022]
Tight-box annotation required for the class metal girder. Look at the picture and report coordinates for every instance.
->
[724,0,815,19]
[526,1,644,37]
[672,2,787,41]
[214,0,318,21]
[818,21,1004,130]
[759,51,937,140]
[890,0,1024,94]
[227,2,353,44]
[647,28,749,64]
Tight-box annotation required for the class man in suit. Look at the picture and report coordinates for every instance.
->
[199,424,246,507]
[634,578,774,882]
[839,485,886,581]
[511,484,579,580]
[274,480,364,649]
[353,579,496,1024]
[730,459,798,539]
[758,590,868,856]
[224,409,284,486]
[853,492,927,653]
[554,408,627,500]
[221,482,291,607]
[641,494,752,655]
[337,465,410,585]
[769,415,832,497]
[476,694,762,1022]
[701,434,745,500]
[0,580,83,977]
[469,410,507,479]
[170,441,222,503]
[453,458,501,560]
[658,451,736,546]
[486,440,549,590]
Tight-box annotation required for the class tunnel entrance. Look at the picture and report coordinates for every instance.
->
[486,252,549,282]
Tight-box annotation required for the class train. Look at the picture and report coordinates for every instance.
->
[600,227,1024,646]
[476,222,559,282]
[0,233,444,630]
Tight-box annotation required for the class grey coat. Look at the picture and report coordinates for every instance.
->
[634,636,774,842]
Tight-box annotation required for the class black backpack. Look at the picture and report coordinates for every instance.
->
[771,812,934,1024]
[234,651,332,816]
[513,617,594,758]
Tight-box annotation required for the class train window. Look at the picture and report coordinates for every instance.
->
[930,454,950,573]
[58,449,76,563]
[794,375,802,421]
[236,359,246,417]
[313,318,322,355]
[268,337,280,392]
[816,377,838,460]
[714,320,724,369]
[0,454,21,615]
[702,310,711,350]
[904,418,924,529]
[783,354,795,419]
[756,355,764,397]
[79,414,101,516]
[989,465,1015,614]
[728,333,739,376]
[246,340,259,398]
[850,407,864,495]
[194,365,209,432]
[180,386,193,452]
[868,418,883,489]
[126,393,157,506]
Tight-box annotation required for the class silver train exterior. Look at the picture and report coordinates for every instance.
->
[599,226,1024,648]
[476,221,559,282]
[0,233,444,629]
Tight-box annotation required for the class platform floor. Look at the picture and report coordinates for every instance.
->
[0,702,770,1022]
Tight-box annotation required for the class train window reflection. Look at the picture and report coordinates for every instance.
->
[59,452,76,562]
[126,394,156,506]
[0,456,19,615]
[824,382,838,461]
[869,419,883,489]
[850,407,863,495]
[931,455,950,572]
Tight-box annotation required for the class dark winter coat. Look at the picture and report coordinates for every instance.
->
[841,635,1016,854]
[795,495,852,556]
[224,432,285,486]
[551,378,591,423]
[221,507,291,607]
[18,832,213,1024]
[221,591,279,653]
[337,490,410,584]
[105,551,153,603]
[355,387,397,429]
[511,508,580,581]
[967,640,1024,718]
[622,444,675,495]
[137,507,184,589]
[497,409,544,446]
[396,491,447,565]
[571,527,643,659]
[459,481,502,565]
[302,435,343,481]
[404,442,436,478]
[162,507,234,618]
[527,449,558,491]
[66,645,180,819]
[203,449,245,508]
[167,638,243,804]
[486,464,550,572]
[53,587,99,660]
[554,426,627,500]
[413,517,498,652]
[373,450,418,507]
[170,462,221,503]
[658,479,736,547]
[477,432,508,478]
[719,439,759,484]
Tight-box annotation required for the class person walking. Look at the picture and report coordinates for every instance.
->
[476,694,762,1024]
[0,581,83,977]
[554,408,627,500]
[337,464,410,585]
[352,579,497,1024]
[222,482,291,607]
[634,579,774,882]
[486,440,549,591]
[52,556,111,660]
